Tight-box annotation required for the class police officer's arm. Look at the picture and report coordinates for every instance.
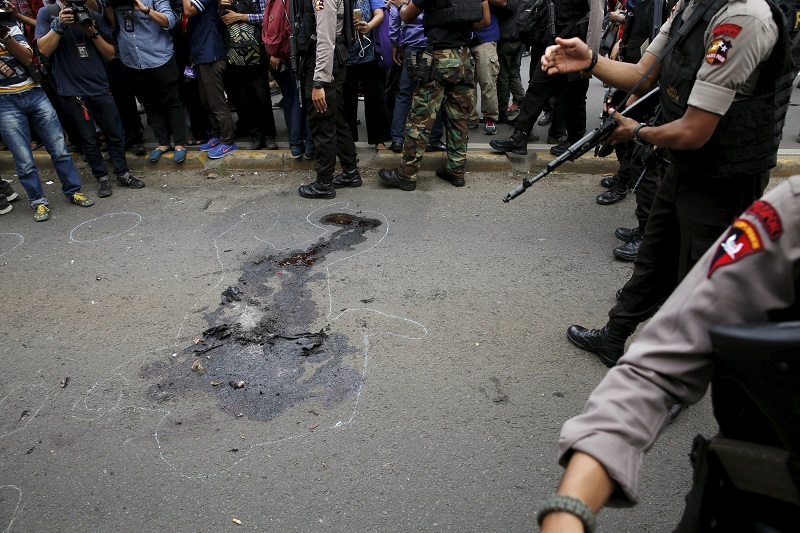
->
[609,105,720,150]
[473,0,490,30]
[0,26,33,66]
[540,452,615,533]
[311,0,340,113]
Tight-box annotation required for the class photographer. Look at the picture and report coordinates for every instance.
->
[0,21,94,221]
[107,0,188,163]
[36,0,145,198]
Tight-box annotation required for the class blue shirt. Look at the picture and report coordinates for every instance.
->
[35,10,110,97]
[189,0,227,65]
[114,0,178,70]
[473,7,500,44]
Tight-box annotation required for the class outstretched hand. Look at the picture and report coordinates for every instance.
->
[540,37,593,75]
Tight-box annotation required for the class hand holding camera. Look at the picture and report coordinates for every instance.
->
[61,1,94,28]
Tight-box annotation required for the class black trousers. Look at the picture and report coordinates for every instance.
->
[343,60,391,145]
[226,63,277,140]
[304,59,357,181]
[614,141,664,230]
[107,58,144,147]
[123,56,187,147]
[609,163,769,333]
[515,42,589,141]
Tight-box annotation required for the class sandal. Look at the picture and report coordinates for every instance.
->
[375,143,388,151]
[186,139,208,147]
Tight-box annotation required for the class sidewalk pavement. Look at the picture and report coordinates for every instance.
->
[4,142,800,178]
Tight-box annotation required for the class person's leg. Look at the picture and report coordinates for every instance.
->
[109,59,144,148]
[496,40,514,121]
[158,57,187,148]
[342,62,361,142]
[507,41,526,107]
[441,48,475,179]
[398,77,445,181]
[471,41,499,122]
[391,47,419,144]
[247,63,277,144]
[90,95,132,178]
[0,93,47,206]
[130,64,172,149]
[332,72,358,173]
[59,95,108,180]
[199,61,235,145]
[361,61,391,146]
[26,89,83,198]
[276,61,303,149]
[563,75,589,142]
[197,63,219,139]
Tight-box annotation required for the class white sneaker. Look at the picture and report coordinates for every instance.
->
[0,204,12,215]
[7,192,19,202]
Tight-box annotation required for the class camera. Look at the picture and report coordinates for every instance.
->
[0,0,16,28]
[65,0,94,28]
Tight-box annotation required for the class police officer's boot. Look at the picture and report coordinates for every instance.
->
[489,129,529,155]
[566,322,630,368]
[298,177,336,199]
[331,168,362,189]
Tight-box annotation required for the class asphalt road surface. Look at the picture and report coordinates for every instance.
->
[1,165,740,532]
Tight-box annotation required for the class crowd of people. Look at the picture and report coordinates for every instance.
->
[0,0,568,215]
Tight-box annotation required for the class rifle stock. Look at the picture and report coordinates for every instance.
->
[503,87,660,203]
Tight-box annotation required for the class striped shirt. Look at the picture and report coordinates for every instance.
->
[0,26,36,95]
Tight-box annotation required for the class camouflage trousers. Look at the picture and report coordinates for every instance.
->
[400,47,476,181]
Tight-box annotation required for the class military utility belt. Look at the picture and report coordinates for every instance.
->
[406,48,450,84]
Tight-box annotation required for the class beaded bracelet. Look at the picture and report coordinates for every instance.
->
[537,494,597,533]
[51,18,67,36]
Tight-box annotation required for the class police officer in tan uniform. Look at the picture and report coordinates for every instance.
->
[540,0,794,369]
[298,0,362,199]
[537,176,800,532]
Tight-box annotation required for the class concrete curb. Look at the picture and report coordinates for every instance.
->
[3,145,800,177]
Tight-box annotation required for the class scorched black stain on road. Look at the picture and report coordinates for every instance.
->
[141,213,383,422]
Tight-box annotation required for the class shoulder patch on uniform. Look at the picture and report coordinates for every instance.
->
[314,0,324,10]
[705,38,732,65]
[745,200,783,241]
[712,23,742,39]
[708,218,764,278]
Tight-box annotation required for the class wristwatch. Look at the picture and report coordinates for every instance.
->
[312,79,324,88]
[632,123,647,144]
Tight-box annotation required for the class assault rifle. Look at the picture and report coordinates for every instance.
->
[502,87,660,203]
[289,0,302,109]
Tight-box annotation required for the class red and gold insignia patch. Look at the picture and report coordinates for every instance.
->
[705,38,732,65]
[745,200,783,241]
[314,0,324,10]
[708,218,764,278]
[712,23,742,39]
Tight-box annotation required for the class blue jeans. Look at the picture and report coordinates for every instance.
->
[61,93,130,180]
[391,47,443,145]
[275,60,313,150]
[0,88,82,207]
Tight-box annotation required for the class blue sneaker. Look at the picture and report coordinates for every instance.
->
[199,137,221,152]
[290,145,303,159]
[303,145,316,160]
[207,142,237,159]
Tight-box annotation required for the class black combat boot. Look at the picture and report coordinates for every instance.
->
[489,129,529,155]
[613,227,643,262]
[435,166,465,187]
[378,168,416,191]
[298,177,336,199]
[596,185,628,205]
[614,226,638,241]
[600,174,621,188]
[331,168,362,188]
[566,323,630,367]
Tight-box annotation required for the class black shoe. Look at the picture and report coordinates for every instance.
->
[331,168,362,188]
[435,167,465,187]
[97,178,112,198]
[547,133,567,144]
[550,140,573,156]
[566,324,625,368]
[615,288,622,300]
[613,234,641,262]
[614,226,637,241]
[389,141,403,153]
[426,140,447,152]
[117,174,145,189]
[129,143,146,156]
[272,97,284,109]
[489,129,529,155]
[596,187,628,205]
[378,168,416,191]
[298,180,336,199]
[668,404,688,424]
[263,137,279,150]
[538,110,552,126]
[600,174,621,188]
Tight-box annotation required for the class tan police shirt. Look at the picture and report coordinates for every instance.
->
[646,0,778,116]
[313,0,345,83]
[558,175,800,503]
